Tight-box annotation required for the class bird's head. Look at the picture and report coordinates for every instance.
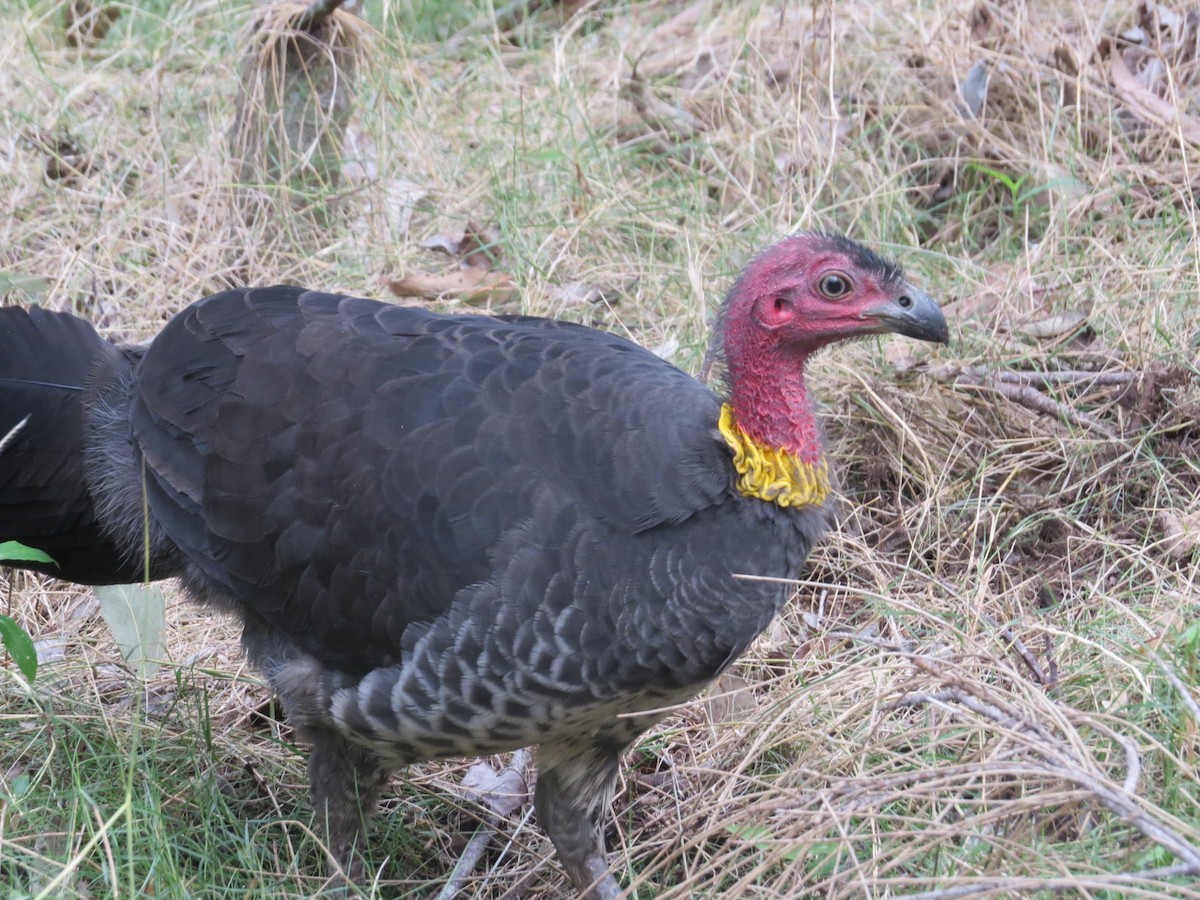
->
[717,232,948,361]
[713,232,949,468]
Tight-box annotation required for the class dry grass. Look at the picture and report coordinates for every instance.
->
[2,0,1199,896]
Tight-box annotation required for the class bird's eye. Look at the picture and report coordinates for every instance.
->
[817,272,853,299]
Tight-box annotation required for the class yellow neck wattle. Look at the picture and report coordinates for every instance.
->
[718,403,831,508]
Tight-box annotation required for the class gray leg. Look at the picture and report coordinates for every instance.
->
[237,625,391,886]
[535,744,625,900]
[306,727,390,885]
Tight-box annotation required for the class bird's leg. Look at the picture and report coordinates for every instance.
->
[240,630,391,885]
[305,727,390,885]
[535,744,625,900]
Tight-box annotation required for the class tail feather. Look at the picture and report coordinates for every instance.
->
[0,306,146,584]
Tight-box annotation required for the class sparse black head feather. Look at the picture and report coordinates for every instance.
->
[702,232,906,385]
[808,231,906,291]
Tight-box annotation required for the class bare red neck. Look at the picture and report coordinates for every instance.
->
[723,330,823,466]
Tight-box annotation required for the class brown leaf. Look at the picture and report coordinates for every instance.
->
[461,759,529,818]
[1015,310,1088,340]
[1053,43,1080,77]
[419,221,502,271]
[1109,49,1200,145]
[418,231,463,256]
[386,267,516,303]
[64,0,120,48]
[545,278,637,307]
[1159,509,1200,559]
[703,672,756,725]
[460,221,503,271]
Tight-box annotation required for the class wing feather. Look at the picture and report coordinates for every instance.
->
[131,286,732,672]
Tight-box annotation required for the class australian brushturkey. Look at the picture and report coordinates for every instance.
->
[0,233,948,897]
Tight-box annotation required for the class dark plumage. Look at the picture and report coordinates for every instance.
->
[0,233,948,897]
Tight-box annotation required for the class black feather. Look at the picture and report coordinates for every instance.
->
[0,306,145,582]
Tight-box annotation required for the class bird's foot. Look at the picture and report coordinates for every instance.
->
[580,854,623,900]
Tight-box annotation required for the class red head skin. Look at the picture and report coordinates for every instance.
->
[719,234,916,465]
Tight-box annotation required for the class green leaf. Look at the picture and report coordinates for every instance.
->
[1176,621,1200,656]
[723,823,803,863]
[0,614,38,682]
[0,271,49,303]
[94,583,168,680]
[9,772,31,799]
[724,822,772,843]
[0,541,55,565]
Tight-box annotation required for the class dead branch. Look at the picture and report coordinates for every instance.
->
[887,685,1019,728]
[875,645,1200,874]
[994,369,1138,387]
[1044,633,1059,687]
[1113,730,1143,795]
[954,375,1119,440]
[921,361,1174,439]
[436,748,533,900]
[621,57,701,144]
[980,613,1056,687]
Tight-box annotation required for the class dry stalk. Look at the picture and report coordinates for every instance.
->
[904,864,1200,898]
[980,612,1056,686]
[1142,643,1200,726]
[994,370,1140,387]
[952,371,1120,440]
[621,58,702,145]
[863,635,1200,876]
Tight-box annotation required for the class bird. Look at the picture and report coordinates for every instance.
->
[0,232,948,897]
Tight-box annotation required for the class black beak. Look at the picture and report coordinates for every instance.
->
[863,283,950,345]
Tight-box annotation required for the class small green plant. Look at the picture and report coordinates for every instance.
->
[0,540,49,682]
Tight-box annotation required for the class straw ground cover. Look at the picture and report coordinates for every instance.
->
[1,0,1199,896]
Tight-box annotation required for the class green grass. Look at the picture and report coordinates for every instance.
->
[0,671,460,898]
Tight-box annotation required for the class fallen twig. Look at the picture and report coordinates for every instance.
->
[993,369,1138,387]
[981,613,1056,687]
[955,375,1119,439]
[620,56,701,145]
[437,748,533,900]
[923,359,1188,437]
[921,361,1165,439]
[869,641,1200,876]
[1113,729,1143,795]
[1043,633,1059,686]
